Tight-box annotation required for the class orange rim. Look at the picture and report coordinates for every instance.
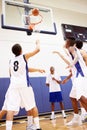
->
[28,14,43,30]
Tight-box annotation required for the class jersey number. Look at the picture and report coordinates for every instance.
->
[14,61,19,71]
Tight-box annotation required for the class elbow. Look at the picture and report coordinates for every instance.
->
[36,48,40,53]
[38,48,40,52]
[37,48,40,52]
[46,84,49,87]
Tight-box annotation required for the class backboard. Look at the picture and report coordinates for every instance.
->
[1,0,57,35]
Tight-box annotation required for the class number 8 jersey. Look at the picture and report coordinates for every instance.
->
[9,54,30,88]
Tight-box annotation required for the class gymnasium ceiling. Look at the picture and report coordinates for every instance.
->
[19,0,87,14]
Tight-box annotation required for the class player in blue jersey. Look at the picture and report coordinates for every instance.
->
[2,40,44,130]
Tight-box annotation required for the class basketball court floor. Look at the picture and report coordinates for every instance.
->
[0,111,87,130]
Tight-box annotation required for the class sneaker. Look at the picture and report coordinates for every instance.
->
[26,124,36,130]
[81,114,87,123]
[50,114,56,120]
[63,114,66,118]
[81,113,86,122]
[66,115,82,126]
[62,112,66,118]
[62,110,66,118]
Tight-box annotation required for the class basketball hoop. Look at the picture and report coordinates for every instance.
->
[28,8,43,31]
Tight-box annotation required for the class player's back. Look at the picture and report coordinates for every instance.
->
[9,55,29,87]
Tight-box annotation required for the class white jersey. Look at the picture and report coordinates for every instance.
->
[64,48,87,81]
[46,73,61,92]
[68,48,87,100]
[75,48,87,77]
[2,54,36,113]
[9,54,30,88]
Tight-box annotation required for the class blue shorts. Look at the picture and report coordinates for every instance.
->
[49,91,63,102]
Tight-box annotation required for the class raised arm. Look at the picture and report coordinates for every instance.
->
[53,49,79,68]
[28,68,45,73]
[25,39,40,61]
[53,51,70,65]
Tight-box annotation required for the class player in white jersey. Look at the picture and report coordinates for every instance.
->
[46,66,72,120]
[75,40,87,122]
[2,40,43,130]
[53,37,87,126]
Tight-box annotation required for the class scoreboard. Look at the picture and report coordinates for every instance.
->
[61,24,87,42]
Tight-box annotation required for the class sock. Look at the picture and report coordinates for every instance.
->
[74,113,79,118]
[51,111,54,115]
[6,121,13,130]
[27,116,33,126]
[62,110,65,114]
[34,117,40,129]
[62,110,66,117]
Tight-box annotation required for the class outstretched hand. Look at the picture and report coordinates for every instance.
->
[36,39,40,50]
[61,69,72,84]
[65,63,73,69]
[36,39,40,44]
[53,51,63,57]
[39,69,45,73]
[53,51,59,54]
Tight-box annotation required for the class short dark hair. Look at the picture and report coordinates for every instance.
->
[66,37,76,47]
[12,44,22,56]
[50,66,55,71]
[75,40,83,49]
[66,36,75,41]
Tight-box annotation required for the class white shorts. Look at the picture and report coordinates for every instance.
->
[70,75,87,100]
[76,76,87,100]
[2,86,36,115]
[69,83,77,99]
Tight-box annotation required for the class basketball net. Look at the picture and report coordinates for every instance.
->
[28,10,43,31]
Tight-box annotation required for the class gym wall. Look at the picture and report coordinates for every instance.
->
[0,0,87,119]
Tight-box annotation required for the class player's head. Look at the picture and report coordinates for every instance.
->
[12,44,22,56]
[65,37,76,48]
[50,66,55,74]
[75,40,83,49]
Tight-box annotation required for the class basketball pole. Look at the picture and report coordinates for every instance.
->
[24,0,32,35]
[24,0,29,4]
[24,0,29,15]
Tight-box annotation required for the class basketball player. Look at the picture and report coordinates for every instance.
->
[75,40,87,66]
[53,37,87,126]
[46,66,72,120]
[75,40,87,122]
[0,67,45,129]
[2,40,43,130]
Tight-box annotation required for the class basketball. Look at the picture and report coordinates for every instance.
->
[32,8,39,16]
